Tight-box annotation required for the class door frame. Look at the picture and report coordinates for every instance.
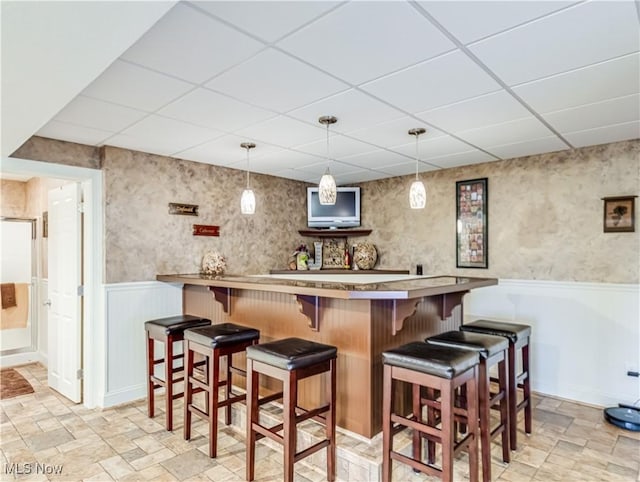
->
[2,156,104,408]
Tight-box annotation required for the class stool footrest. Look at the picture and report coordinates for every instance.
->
[294,404,330,425]
[294,439,330,463]
[390,451,441,478]
[258,391,283,405]
[252,421,284,444]
[391,413,441,441]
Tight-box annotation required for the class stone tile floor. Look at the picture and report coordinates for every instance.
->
[1,363,639,481]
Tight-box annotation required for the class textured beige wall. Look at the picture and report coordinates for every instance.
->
[0,180,27,217]
[12,136,100,169]
[12,136,639,284]
[360,140,639,283]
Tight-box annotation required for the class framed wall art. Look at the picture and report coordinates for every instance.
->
[456,178,488,269]
[602,196,636,233]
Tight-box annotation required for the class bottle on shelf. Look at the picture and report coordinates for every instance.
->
[344,244,351,269]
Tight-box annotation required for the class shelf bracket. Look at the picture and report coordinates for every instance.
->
[209,286,232,315]
[438,291,467,321]
[391,298,423,335]
[296,295,320,331]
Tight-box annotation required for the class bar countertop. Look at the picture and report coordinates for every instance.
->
[156,273,498,300]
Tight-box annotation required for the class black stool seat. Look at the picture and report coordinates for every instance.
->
[185,323,260,347]
[145,314,210,335]
[382,341,479,379]
[427,331,508,358]
[461,320,531,344]
[246,337,337,370]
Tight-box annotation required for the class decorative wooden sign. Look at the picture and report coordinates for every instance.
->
[168,203,198,216]
[193,224,220,237]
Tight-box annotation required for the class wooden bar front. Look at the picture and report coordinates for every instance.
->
[158,274,497,438]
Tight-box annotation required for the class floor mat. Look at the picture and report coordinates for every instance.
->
[0,368,34,399]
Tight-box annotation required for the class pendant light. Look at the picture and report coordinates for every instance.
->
[318,115,338,205]
[408,128,426,209]
[240,142,256,215]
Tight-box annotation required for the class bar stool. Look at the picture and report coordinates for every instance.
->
[245,337,337,482]
[426,331,510,482]
[145,314,211,431]
[382,341,480,482]
[460,320,532,450]
[183,323,260,458]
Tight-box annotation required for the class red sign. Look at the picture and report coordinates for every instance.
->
[193,225,220,237]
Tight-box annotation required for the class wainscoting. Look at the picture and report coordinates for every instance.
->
[466,279,640,407]
[103,281,183,407]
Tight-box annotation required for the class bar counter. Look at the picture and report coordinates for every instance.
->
[157,273,497,438]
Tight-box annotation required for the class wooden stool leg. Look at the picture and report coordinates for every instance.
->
[522,341,532,435]
[382,364,393,482]
[467,367,479,482]
[508,343,518,450]
[478,361,491,482]
[426,387,436,464]
[412,382,422,464]
[165,336,174,431]
[209,348,220,458]
[184,342,194,441]
[498,357,510,463]
[441,383,454,482]
[327,358,337,482]
[246,359,258,482]
[225,353,232,425]
[146,332,155,419]
[283,370,298,482]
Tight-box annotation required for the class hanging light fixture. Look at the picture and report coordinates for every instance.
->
[318,115,338,205]
[240,142,256,215]
[408,128,427,209]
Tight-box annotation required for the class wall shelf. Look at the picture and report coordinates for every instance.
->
[269,269,409,275]
[298,229,372,238]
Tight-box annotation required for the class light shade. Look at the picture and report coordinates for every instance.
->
[240,188,255,214]
[409,180,426,209]
[318,169,337,205]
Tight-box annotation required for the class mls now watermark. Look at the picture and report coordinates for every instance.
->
[4,462,63,476]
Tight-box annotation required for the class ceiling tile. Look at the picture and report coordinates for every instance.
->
[513,53,640,113]
[429,150,497,169]
[485,136,570,160]
[288,89,406,134]
[332,170,392,184]
[563,120,640,148]
[36,120,113,146]
[544,94,640,134]
[277,1,455,84]
[416,90,531,133]
[345,117,446,148]
[120,115,224,154]
[294,159,362,178]
[250,148,324,174]
[469,1,640,85]
[81,60,194,112]
[54,95,147,132]
[120,3,265,84]
[420,0,577,45]
[177,134,283,166]
[455,117,555,149]
[271,168,316,183]
[391,134,476,160]
[235,116,326,148]
[295,134,378,159]
[159,88,275,132]
[361,50,501,113]
[206,48,348,112]
[192,1,340,43]
[378,161,439,177]
[340,149,413,169]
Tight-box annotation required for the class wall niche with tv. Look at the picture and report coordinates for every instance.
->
[303,186,370,237]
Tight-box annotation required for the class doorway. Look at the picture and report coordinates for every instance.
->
[0,156,104,408]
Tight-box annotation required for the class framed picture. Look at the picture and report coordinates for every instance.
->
[456,178,488,269]
[602,196,636,233]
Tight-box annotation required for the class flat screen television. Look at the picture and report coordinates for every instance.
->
[307,187,360,228]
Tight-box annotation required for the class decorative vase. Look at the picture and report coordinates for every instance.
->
[353,243,377,270]
[296,252,309,270]
[201,251,226,276]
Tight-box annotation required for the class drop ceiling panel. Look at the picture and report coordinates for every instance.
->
[120,3,265,84]
[416,90,532,133]
[107,132,201,158]
[295,160,363,176]
[469,1,640,85]
[206,48,348,112]
[513,53,640,113]
[81,60,194,112]
[251,149,323,173]
[378,161,439,177]
[345,117,446,149]
[361,51,501,113]
[235,116,326,148]
[295,135,378,159]
[277,1,455,85]
[120,114,223,154]
[419,0,578,45]
[177,134,282,166]
[288,89,406,134]
[486,136,571,160]
[37,120,113,146]
[192,1,340,43]
[456,117,556,149]
[391,134,477,160]
[340,149,413,169]
[54,95,147,132]
[543,94,640,134]
[563,121,640,148]
[333,170,392,184]
[429,150,497,169]
[159,88,275,132]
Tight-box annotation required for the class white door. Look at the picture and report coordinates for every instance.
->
[47,182,82,402]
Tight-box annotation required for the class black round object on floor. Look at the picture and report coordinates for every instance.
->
[604,406,640,431]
